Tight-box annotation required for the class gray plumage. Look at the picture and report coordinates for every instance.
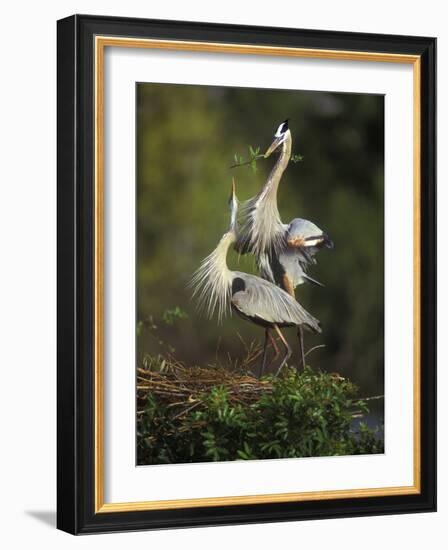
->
[191,181,321,374]
[231,272,321,332]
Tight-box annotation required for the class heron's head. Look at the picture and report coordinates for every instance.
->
[304,233,334,249]
[264,119,291,158]
[228,178,238,232]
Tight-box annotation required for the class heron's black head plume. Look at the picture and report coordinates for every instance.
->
[275,119,289,137]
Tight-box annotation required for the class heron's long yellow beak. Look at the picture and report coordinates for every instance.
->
[230,178,236,200]
[264,135,284,158]
[229,178,238,231]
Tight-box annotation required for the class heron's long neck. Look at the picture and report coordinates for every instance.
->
[191,231,235,322]
[213,231,235,280]
[264,134,292,202]
[250,134,292,254]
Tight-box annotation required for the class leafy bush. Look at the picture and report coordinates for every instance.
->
[137,365,383,465]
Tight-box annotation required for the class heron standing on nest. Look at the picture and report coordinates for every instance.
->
[236,120,333,367]
[191,181,321,375]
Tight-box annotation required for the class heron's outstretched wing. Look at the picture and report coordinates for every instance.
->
[231,272,321,333]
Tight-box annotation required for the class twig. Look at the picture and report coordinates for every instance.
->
[172,400,202,420]
[357,395,384,402]
[304,344,326,358]
[230,154,265,169]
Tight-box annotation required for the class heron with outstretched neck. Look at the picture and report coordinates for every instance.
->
[191,181,321,376]
[236,120,333,367]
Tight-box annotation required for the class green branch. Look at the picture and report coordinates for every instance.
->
[230,145,304,173]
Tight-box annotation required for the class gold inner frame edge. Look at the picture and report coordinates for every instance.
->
[94,35,421,513]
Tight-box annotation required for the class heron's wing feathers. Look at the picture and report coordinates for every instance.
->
[231,273,321,333]
[287,218,323,239]
[302,273,325,287]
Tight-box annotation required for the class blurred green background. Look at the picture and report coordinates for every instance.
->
[136,83,384,395]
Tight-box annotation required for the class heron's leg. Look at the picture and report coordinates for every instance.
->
[281,274,295,298]
[261,330,280,376]
[268,331,280,361]
[260,328,270,378]
[297,326,305,369]
[273,324,292,375]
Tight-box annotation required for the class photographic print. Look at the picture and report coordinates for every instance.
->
[57,16,436,533]
[136,83,385,466]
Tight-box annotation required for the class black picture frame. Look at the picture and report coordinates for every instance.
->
[57,14,436,534]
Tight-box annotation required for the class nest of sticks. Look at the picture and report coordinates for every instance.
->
[137,358,273,420]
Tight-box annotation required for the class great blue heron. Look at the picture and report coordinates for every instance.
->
[236,120,333,366]
[191,181,321,375]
